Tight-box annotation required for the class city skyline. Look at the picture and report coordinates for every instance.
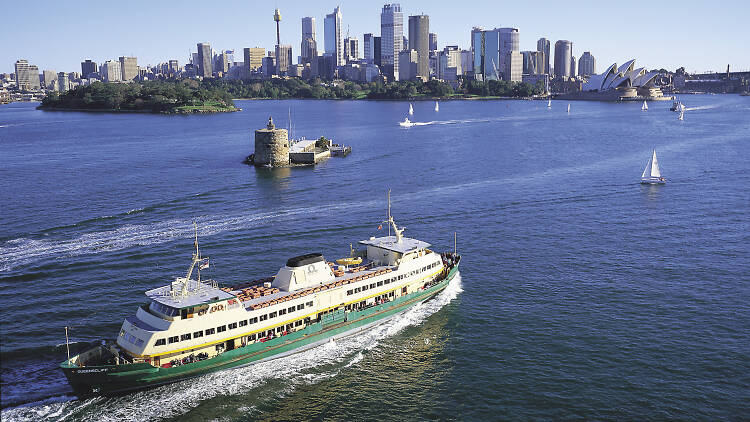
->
[2,0,749,75]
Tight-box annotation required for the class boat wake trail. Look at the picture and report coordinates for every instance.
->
[684,105,719,111]
[0,274,463,422]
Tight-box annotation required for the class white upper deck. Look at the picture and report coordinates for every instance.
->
[359,235,430,254]
[145,279,235,309]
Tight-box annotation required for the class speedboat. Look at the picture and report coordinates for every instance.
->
[399,117,414,127]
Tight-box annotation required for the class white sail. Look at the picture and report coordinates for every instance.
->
[642,100,648,111]
[650,150,661,178]
[547,99,551,108]
[434,101,439,112]
[409,103,414,115]
[641,156,652,179]
[678,109,684,120]
[567,103,570,113]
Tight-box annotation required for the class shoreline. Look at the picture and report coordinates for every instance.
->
[36,106,240,114]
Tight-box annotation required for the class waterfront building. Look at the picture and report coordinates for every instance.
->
[344,37,359,63]
[521,51,539,75]
[408,14,430,80]
[42,70,57,90]
[398,49,419,81]
[380,3,404,81]
[497,28,519,81]
[522,73,550,92]
[554,40,573,78]
[28,65,41,90]
[262,54,276,78]
[244,48,264,72]
[363,33,374,63]
[472,28,500,81]
[581,59,663,99]
[461,50,473,75]
[14,59,40,91]
[578,51,596,76]
[570,56,576,79]
[429,33,437,52]
[374,36,382,67]
[197,43,213,78]
[537,38,550,74]
[101,60,122,82]
[437,45,462,81]
[119,56,138,82]
[81,60,98,79]
[324,6,344,67]
[57,72,69,92]
[275,45,292,75]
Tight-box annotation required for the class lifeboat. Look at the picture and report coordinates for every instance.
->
[336,257,363,266]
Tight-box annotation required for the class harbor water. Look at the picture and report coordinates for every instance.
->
[1,96,749,420]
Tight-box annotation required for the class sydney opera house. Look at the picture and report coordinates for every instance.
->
[564,59,672,101]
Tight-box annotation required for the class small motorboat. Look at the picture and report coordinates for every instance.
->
[670,101,684,112]
[399,117,414,127]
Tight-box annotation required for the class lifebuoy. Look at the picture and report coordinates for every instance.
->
[307,264,316,273]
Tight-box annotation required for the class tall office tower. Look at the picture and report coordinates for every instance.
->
[497,28,519,81]
[28,65,41,89]
[244,47,265,71]
[80,60,98,79]
[470,27,483,58]
[14,59,30,90]
[363,33,374,62]
[42,70,57,89]
[275,45,292,74]
[429,33,437,52]
[301,17,316,64]
[57,72,69,92]
[472,29,500,81]
[197,43,213,78]
[168,60,179,74]
[537,37,550,74]
[570,55,576,78]
[461,50,473,74]
[119,57,138,81]
[380,3,403,81]
[216,52,229,74]
[324,6,344,66]
[437,45,462,80]
[101,60,122,82]
[403,36,408,50]
[374,36,382,67]
[553,40,572,77]
[344,37,359,62]
[408,14,429,80]
[578,51,596,76]
[504,51,522,82]
[521,51,539,74]
[398,49,418,81]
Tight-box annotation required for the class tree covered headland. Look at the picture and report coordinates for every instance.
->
[39,80,236,113]
[39,77,545,113]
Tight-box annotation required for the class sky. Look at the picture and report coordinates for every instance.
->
[2,0,749,75]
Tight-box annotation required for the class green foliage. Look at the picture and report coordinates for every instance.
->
[39,80,235,113]
[462,79,542,97]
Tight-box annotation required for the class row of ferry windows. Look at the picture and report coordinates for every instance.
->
[153,301,314,346]
[346,262,439,296]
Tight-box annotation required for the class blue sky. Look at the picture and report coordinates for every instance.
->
[2,0,748,75]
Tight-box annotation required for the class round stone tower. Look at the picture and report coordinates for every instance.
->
[254,116,289,166]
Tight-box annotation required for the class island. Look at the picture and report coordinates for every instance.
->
[38,80,238,114]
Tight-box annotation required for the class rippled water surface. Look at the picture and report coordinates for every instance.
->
[1,96,749,420]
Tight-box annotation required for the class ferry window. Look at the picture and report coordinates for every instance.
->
[250,317,258,324]
[385,278,391,284]
[239,320,248,327]
[306,301,313,307]
[295,320,303,327]
[229,322,238,330]
[288,306,295,313]
[297,304,304,311]
[279,309,286,316]
[276,326,284,333]
[347,290,353,296]
[355,287,361,293]
[258,330,265,337]
[168,336,179,344]
[194,331,203,338]
[250,334,257,341]
[217,325,226,333]
[181,333,191,341]
[286,323,293,330]
[127,334,137,344]
[362,285,368,291]
[205,328,215,335]
[377,281,383,287]
[155,339,166,346]
[136,339,144,347]
[370,283,375,289]
[260,314,268,322]
[398,275,403,280]
[269,312,277,318]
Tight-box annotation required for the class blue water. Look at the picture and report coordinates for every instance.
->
[1,96,749,421]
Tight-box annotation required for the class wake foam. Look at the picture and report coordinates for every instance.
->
[1,274,462,422]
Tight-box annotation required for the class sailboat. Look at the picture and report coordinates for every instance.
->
[567,103,570,113]
[642,100,648,111]
[678,109,684,121]
[434,101,439,112]
[640,149,666,184]
[408,103,414,115]
[547,98,552,108]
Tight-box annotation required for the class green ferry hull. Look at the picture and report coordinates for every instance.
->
[61,265,460,397]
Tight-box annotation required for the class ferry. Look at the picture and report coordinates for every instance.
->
[60,199,461,396]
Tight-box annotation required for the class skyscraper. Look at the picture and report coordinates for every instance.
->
[429,33,438,52]
[521,51,539,75]
[197,43,213,78]
[553,40,572,78]
[578,51,596,76]
[57,72,69,92]
[324,7,344,67]
[301,17,317,64]
[244,48,264,71]
[363,33,374,63]
[408,14,429,80]
[14,59,30,90]
[344,37,359,62]
[42,70,57,89]
[101,60,122,82]
[537,38,550,74]
[81,60,98,79]
[472,29,500,81]
[374,36,382,67]
[275,45,292,75]
[380,3,403,81]
[119,56,138,81]
[497,28,519,81]
[570,55,576,78]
